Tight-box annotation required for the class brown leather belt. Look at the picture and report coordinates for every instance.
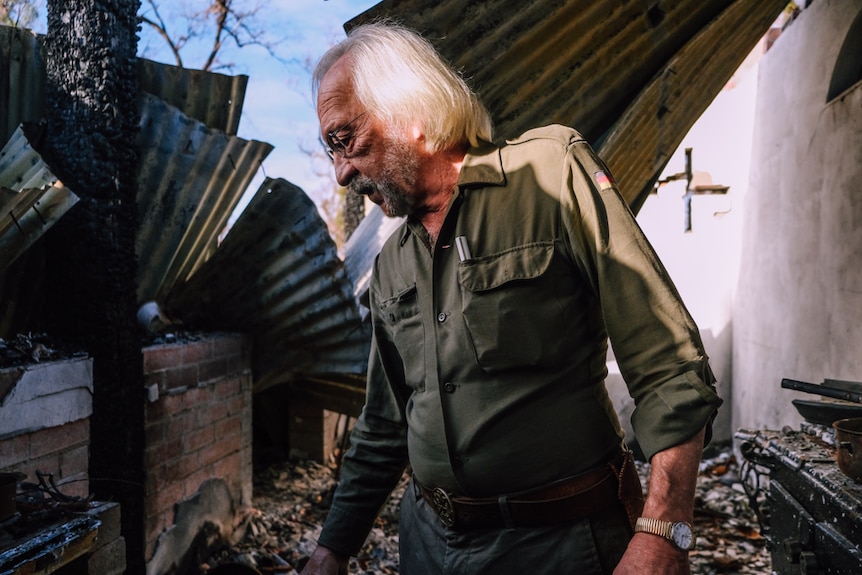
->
[416,451,640,531]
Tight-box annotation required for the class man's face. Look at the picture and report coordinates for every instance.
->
[346,132,421,218]
[317,57,422,218]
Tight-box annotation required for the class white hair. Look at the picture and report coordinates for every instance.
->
[313,22,493,152]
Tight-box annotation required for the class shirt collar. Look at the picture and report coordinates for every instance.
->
[457,140,506,188]
[396,140,505,246]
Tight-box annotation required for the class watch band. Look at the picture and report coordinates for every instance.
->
[634,516,695,551]
[635,517,673,538]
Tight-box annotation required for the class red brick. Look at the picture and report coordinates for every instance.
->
[183,467,215,499]
[165,364,199,391]
[30,420,88,459]
[183,426,214,453]
[163,410,196,440]
[0,433,30,469]
[198,357,229,384]
[157,457,182,485]
[181,340,214,366]
[165,436,185,460]
[212,451,242,480]
[213,416,241,442]
[143,345,184,374]
[59,443,89,480]
[148,478,183,518]
[224,395,244,418]
[182,385,212,411]
[155,392,186,420]
[199,400,229,426]
[176,452,203,481]
[215,377,241,398]
[198,437,239,468]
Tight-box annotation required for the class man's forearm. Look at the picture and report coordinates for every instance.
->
[642,426,705,522]
[613,427,706,574]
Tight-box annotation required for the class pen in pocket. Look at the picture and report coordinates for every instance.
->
[455,236,472,262]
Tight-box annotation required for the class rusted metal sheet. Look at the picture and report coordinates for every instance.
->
[599,0,789,211]
[348,0,780,214]
[0,126,80,275]
[138,58,248,136]
[0,25,44,146]
[135,93,273,304]
[349,0,737,144]
[163,178,371,393]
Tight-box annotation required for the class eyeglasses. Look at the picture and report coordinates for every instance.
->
[321,111,366,161]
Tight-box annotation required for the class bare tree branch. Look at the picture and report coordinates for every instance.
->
[138,0,287,72]
[139,0,185,68]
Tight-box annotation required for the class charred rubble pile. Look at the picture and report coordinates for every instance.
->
[196,449,770,575]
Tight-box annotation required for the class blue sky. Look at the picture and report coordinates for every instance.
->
[27,0,379,209]
[136,0,381,209]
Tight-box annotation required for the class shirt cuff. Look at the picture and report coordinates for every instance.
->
[631,369,723,461]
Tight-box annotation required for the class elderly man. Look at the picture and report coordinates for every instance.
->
[302,22,721,575]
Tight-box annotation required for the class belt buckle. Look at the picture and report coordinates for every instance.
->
[431,487,456,528]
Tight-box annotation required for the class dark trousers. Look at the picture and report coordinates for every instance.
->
[398,479,633,575]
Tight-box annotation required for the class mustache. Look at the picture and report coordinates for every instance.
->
[347,175,378,196]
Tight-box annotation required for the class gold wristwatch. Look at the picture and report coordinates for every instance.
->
[634,517,695,551]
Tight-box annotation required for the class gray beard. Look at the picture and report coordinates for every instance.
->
[347,135,421,218]
[348,175,414,217]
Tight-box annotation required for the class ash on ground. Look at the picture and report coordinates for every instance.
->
[199,451,770,574]
[0,333,88,367]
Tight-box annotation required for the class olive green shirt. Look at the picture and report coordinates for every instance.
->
[318,125,722,556]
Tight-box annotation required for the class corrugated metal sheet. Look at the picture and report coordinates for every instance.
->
[138,58,248,136]
[135,92,273,303]
[349,0,737,144]
[0,25,248,142]
[349,0,784,213]
[0,126,79,274]
[0,26,45,146]
[599,0,789,210]
[163,177,371,393]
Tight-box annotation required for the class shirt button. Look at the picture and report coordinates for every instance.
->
[437,312,447,323]
[443,382,456,393]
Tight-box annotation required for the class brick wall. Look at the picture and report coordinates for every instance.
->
[0,418,90,500]
[142,333,253,562]
[0,358,93,499]
[0,357,125,574]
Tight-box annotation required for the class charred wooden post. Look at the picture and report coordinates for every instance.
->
[40,0,144,572]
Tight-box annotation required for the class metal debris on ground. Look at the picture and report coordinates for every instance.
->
[197,450,769,574]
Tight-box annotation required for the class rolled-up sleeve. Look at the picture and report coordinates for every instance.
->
[561,135,723,461]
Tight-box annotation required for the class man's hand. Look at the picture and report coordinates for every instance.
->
[300,545,349,575]
[613,532,690,574]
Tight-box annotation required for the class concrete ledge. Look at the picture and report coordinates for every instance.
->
[0,357,93,437]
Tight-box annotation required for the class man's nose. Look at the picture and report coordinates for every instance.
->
[333,154,358,187]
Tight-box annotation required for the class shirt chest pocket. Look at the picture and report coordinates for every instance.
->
[458,242,570,372]
[377,283,426,388]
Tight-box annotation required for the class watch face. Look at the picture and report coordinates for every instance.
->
[671,522,694,550]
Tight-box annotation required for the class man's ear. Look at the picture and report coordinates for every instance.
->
[411,124,425,142]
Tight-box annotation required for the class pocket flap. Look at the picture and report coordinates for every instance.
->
[459,242,554,292]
